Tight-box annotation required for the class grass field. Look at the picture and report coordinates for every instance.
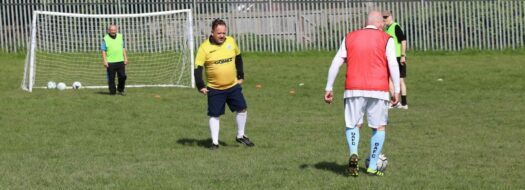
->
[1,52,524,189]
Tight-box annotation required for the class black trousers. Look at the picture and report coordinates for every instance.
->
[107,62,127,94]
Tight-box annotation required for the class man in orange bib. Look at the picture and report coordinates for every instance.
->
[324,11,400,177]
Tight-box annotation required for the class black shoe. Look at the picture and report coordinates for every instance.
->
[210,143,219,150]
[109,92,116,96]
[118,91,126,96]
[347,154,359,177]
[236,136,255,147]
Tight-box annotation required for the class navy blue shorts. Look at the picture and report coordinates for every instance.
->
[207,84,247,117]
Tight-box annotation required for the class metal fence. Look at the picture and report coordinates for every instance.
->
[1,0,524,53]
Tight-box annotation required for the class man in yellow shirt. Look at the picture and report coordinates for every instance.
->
[194,19,254,149]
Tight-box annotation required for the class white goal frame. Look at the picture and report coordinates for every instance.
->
[22,9,195,92]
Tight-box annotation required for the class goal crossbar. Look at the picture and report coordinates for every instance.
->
[33,9,192,18]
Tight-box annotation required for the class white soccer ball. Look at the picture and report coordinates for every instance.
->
[57,82,67,90]
[47,81,57,89]
[72,81,82,89]
[365,154,388,171]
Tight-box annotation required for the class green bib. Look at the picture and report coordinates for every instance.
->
[385,23,402,57]
[104,33,124,63]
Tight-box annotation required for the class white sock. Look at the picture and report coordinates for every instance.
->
[209,117,220,145]
[236,111,247,138]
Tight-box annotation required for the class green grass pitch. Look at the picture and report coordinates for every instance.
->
[0,51,524,189]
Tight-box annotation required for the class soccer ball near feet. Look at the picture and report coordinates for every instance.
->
[365,154,388,171]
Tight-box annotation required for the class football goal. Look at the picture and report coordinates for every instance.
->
[22,9,194,91]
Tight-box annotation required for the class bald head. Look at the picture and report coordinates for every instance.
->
[107,24,118,37]
[367,11,385,29]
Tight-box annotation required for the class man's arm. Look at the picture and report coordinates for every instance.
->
[122,37,128,65]
[324,39,346,104]
[194,66,206,93]
[386,38,401,105]
[194,46,208,94]
[232,38,244,84]
[123,48,128,65]
[101,51,108,68]
[235,54,244,84]
[101,40,108,68]
[395,25,407,64]
[401,39,407,52]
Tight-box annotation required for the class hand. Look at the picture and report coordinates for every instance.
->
[400,56,406,65]
[199,88,209,95]
[124,59,128,65]
[324,91,334,104]
[103,61,109,68]
[391,93,400,106]
[238,79,244,85]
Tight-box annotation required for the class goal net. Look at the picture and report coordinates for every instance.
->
[22,9,194,92]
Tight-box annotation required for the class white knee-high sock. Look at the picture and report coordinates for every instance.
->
[236,111,247,138]
[209,117,220,145]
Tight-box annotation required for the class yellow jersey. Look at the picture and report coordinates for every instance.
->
[195,36,240,90]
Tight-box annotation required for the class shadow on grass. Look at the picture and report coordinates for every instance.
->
[95,91,111,95]
[300,161,367,177]
[313,162,347,176]
[177,138,227,149]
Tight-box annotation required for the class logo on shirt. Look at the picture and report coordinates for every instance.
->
[213,58,233,64]
[209,49,217,54]
[227,44,232,50]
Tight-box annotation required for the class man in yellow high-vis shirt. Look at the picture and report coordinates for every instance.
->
[101,24,128,96]
[384,10,408,109]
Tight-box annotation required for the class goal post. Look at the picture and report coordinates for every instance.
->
[22,9,195,92]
